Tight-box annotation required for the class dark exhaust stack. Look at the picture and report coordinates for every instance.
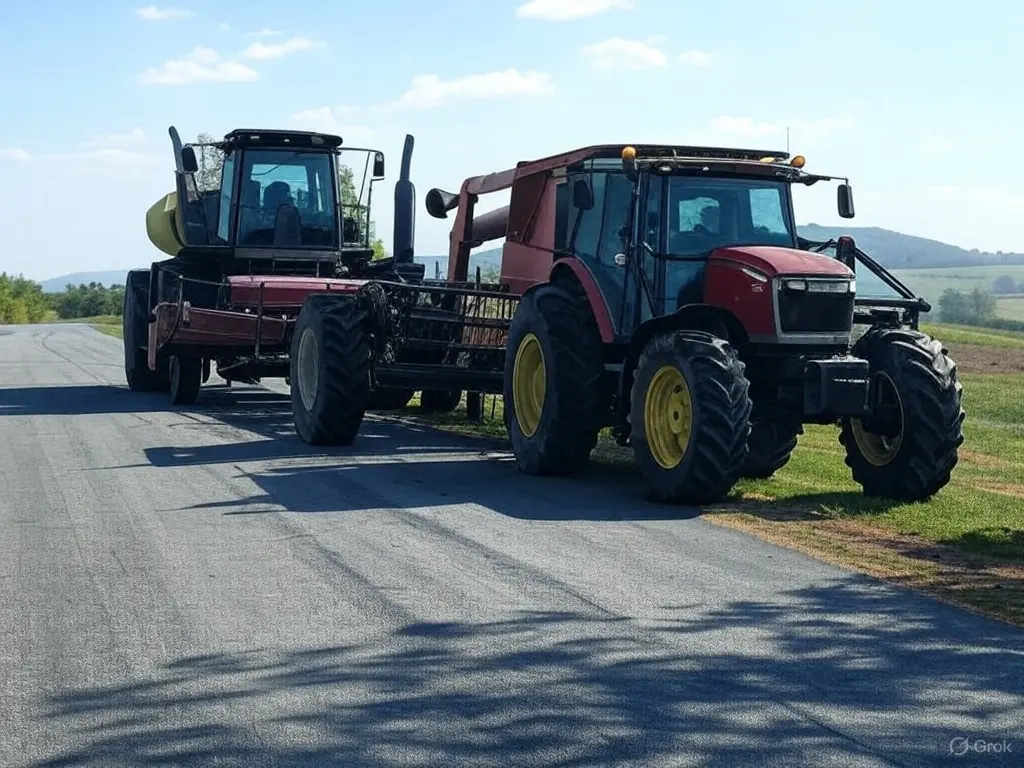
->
[392,134,416,264]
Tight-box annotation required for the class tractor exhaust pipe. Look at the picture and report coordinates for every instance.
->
[392,134,415,264]
[425,187,508,244]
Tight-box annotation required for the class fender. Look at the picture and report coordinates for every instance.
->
[618,303,749,406]
[548,257,615,342]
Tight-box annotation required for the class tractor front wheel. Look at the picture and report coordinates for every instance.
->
[503,279,604,476]
[840,327,964,500]
[631,331,752,505]
[741,420,803,479]
[122,272,169,393]
[169,355,202,405]
[290,294,370,446]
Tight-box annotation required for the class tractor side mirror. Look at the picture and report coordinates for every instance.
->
[837,183,855,219]
[181,146,199,174]
[372,152,385,180]
[572,179,594,211]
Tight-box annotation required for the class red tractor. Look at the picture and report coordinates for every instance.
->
[422,144,966,503]
[123,126,469,417]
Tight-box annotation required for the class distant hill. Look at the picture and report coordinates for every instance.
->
[40,271,127,293]
[797,225,1024,269]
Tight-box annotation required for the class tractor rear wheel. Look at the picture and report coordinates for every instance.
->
[367,388,414,411]
[169,355,202,405]
[290,294,370,446]
[840,327,964,500]
[122,272,169,392]
[503,279,604,475]
[631,331,752,505]
[741,420,803,479]
[419,389,462,414]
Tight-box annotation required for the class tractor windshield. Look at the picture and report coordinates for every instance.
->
[337,149,378,248]
[651,176,798,259]
[236,149,338,248]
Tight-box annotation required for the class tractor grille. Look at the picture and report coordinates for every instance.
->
[777,287,855,334]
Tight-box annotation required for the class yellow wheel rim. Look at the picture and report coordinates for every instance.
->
[644,364,693,470]
[512,332,546,438]
[850,372,905,467]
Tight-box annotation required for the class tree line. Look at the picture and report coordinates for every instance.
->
[938,287,1024,332]
[0,273,50,324]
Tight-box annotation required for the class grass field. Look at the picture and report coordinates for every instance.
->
[996,295,1024,321]
[85,314,1023,625]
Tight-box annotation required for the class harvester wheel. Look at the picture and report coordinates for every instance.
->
[840,327,964,500]
[503,278,604,476]
[290,294,370,446]
[741,420,803,479]
[631,331,752,505]
[169,355,202,405]
[122,273,169,393]
[419,389,462,414]
[367,388,415,411]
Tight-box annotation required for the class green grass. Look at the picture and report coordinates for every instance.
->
[920,321,1024,348]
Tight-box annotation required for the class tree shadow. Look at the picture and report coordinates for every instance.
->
[25,582,1024,767]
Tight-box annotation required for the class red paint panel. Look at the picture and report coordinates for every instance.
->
[703,260,776,336]
[227,275,365,308]
[551,258,615,342]
[713,245,853,278]
[148,302,289,369]
[502,242,552,296]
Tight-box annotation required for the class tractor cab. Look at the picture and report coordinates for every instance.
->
[146,126,386,273]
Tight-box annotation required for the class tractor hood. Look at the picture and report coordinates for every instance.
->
[711,245,854,279]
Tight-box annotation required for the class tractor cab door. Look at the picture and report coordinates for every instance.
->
[565,164,636,338]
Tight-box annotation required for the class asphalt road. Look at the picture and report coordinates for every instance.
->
[1,322,1021,768]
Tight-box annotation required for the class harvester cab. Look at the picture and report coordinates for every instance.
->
[425,143,964,505]
[146,126,400,277]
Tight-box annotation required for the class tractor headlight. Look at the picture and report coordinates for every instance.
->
[783,278,854,293]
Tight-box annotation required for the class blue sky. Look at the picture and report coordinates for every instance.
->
[1,0,1021,280]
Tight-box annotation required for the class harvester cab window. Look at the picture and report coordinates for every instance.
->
[236,150,338,248]
[216,151,237,243]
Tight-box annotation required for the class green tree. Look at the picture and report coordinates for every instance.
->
[992,275,1017,294]
[338,163,388,260]
[0,273,50,324]
[193,132,223,192]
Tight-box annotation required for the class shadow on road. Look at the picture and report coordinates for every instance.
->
[28,584,1024,767]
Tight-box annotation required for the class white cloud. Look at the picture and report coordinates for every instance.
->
[516,0,632,21]
[249,28,283,37]
[135,5,193,21]
[79,128,147,150]
[580,38,667,71]
[241,36,326,60]
[678,49,714,67]
[0,147,32,163]
[290,107,376,141]
[381,69,554,110]
[708,115,854,144]
[217,22,231,32]
[138,47,259,85]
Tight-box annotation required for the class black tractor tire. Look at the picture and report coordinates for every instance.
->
[419,389,462,414]
[290,294,370,446]
[169,355,203,405]
[839,327,965,500]
[741,420,803,479]
[367,388,415,411]
[630,331,752,505]
[122,272,169,392]
[503,278,604,476]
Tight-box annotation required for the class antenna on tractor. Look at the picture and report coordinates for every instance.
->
[786,126,791,154]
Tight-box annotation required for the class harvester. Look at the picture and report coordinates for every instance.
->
[124,126,474,414]
[408,144,966,503]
